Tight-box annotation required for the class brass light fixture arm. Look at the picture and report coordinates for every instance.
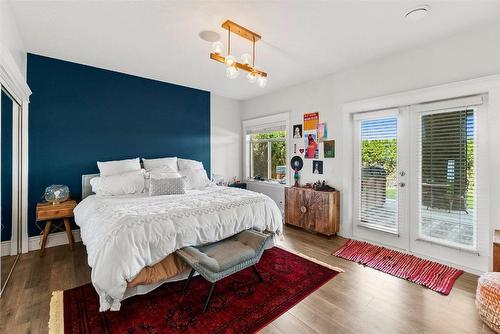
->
[210,20,267,78]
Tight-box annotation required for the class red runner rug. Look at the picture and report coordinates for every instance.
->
[62,247,339,334]
[334,239,463,295]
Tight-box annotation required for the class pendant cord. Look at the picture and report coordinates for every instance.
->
[252,37,255,68]
[227,27,231,56]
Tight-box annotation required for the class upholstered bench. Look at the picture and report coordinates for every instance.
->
[476,272,500,333]
[176,229,270,312]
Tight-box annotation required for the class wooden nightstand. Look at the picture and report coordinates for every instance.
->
[36,200,77,256]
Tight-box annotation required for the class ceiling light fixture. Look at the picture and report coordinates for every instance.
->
[405,5,431,21]
[209,20,268,87]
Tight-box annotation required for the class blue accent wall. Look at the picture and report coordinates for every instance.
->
[1,90,13,241]
[27,54,210,237]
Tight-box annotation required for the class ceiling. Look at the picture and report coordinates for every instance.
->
[8,1,500,100]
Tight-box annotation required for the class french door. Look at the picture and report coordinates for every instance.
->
[352,96,487,270]
[352,108,410,250]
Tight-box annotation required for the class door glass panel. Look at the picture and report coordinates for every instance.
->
[419,109,476,249]
[359,117,398,233]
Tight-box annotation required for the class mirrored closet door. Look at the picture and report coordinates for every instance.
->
[1,86,22,296]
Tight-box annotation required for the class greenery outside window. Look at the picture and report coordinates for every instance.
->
[248,130,287,182]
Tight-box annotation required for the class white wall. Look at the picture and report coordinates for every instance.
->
[242,21,500,267]
[1,0,27,78]
[210,94,241,181]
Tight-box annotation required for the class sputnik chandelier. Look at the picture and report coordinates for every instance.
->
[210,20,268,88]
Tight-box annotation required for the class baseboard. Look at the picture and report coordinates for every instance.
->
[1,240,11,256]
[28,230,81,251]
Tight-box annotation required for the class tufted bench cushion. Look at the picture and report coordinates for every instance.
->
[180,240,256,273]
[476,272,500,333]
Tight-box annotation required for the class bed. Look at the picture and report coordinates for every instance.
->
[74,174,283,311]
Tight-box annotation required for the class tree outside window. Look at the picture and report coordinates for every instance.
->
[249,131,287,182]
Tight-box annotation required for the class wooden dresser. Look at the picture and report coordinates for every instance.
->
[285,187,340,237]
[494,230,500,271]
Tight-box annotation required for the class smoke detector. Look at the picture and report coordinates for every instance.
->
[199,30,221,42]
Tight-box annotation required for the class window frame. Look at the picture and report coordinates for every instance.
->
[242,112,290,185]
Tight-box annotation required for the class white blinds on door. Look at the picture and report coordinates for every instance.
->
[358,115,399,234]
[417,96,481,250]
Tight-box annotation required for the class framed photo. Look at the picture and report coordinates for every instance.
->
[293,124,303,139]
[313,160,323,174]
[324,140,335,158]
[317,123,327,141]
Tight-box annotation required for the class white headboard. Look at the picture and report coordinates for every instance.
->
[82,173,99,199]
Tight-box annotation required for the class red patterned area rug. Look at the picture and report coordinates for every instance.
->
[334,239,463,295]
[50,247,340,334]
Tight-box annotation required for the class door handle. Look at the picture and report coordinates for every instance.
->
[399,182,406,188]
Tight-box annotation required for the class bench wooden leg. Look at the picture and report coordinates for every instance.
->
[40,221,52,257]
[253,265,263,282]
[184,269,195,293]
[203,282,217,313]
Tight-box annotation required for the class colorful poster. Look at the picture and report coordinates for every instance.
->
[303,112,319,131]
[324,140,335,158]
[313,160,323,174]
[317,123,327,141]
[304,131,319,159]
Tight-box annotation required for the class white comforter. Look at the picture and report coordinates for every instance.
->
[74,186,283,311]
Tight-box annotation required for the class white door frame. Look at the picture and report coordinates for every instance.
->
[342,74,500,273]
[0,46,32,254]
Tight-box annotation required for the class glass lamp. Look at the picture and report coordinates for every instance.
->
[257,75,268,88]
[226,65,239,79]
[212,41,223,54]
[225,55,236,66]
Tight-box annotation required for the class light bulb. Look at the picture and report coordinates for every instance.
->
[226,65,239,79]
[247,71,257,83]
[241,53,251,65]
[225,55,236,66]
[212,41,223,54]
[257,75,268,88]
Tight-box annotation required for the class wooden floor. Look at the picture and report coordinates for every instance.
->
[0,225,493,334]
[1,255,18,287]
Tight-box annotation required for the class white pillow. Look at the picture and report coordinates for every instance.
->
[143,157,178,172]
[179,168,211,190]
[97,157,141,176]
[90,170,145,196]
[178,158,204,171]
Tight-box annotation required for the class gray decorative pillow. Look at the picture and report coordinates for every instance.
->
[149,177,186,196]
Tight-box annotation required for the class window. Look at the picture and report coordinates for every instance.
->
[419,108,476,249]
[249,130,287,182]
[243,113,289,184]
